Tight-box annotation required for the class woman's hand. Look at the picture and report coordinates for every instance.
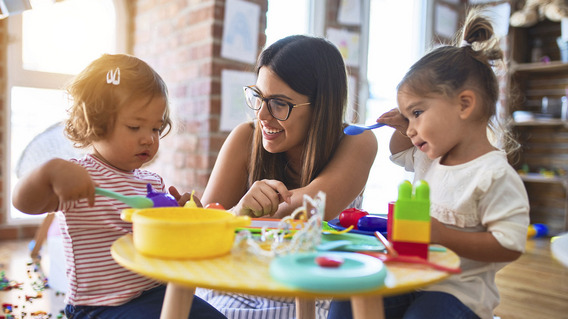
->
[232,179,292,217]
[377,108,408,136]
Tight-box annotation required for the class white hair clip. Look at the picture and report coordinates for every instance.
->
[461,40,471,48]
[106,67,120,85]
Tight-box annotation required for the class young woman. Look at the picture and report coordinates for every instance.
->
[197,35,377,318]
[202,35,377,221]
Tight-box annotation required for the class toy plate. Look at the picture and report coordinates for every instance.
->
[327,218,387,237]
[269,252,387,292]
[319,232,385,252]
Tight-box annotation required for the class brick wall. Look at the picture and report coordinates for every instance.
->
[0,0,359,239]
[134,0,268,196]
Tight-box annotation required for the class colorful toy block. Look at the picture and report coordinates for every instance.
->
[391,180,430,259]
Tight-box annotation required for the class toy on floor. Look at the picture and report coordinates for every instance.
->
[0,271,22,291]
[390,180,431,260]
[527,223,549,238]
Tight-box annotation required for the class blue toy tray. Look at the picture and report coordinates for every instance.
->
[327,218,387,237]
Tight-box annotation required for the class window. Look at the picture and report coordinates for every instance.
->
[265,0,313,47]
[361,0,427,214]
[6,0,127,222]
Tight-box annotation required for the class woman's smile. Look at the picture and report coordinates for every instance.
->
[261,123,284,140]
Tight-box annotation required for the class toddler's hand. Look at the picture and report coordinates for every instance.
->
[377,108,409,136]
[48,159,97,206]
[232,179,291,217]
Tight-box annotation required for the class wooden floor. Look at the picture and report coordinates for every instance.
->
[0,239,67,318]
[0,237,567,318]
[494,237,568,319]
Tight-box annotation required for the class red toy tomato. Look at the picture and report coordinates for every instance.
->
[205,202,225,210]
[315,255,344,268]
[339,208,369,229]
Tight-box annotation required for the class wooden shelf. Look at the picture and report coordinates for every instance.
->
[520,173,567,185]
[508,18,568,233]
[511,61,568,74]
[512,119,567,127]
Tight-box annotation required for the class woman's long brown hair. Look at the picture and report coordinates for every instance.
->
[248,35,348,189]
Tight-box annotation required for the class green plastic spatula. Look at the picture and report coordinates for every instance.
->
[95,187,154,209]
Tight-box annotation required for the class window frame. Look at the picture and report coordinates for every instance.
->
[4,0,129,224]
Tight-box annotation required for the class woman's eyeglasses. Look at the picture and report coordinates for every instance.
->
[243,86,310,121]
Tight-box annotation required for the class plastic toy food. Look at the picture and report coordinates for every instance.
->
[315,255,344,268]
[339,208,369,229]
[205,202,225,210]
[145,184,179,207]
[357,215,388,232]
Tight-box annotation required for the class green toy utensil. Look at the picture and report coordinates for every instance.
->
[95,187,154,209]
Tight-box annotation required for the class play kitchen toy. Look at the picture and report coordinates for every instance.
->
[390,180,431,259]
[95,183,179,208]
[343,122,386,135]
[327,207,388,236]
[269,251,388,292]
[360,231,461,274]
[121,207,250,259]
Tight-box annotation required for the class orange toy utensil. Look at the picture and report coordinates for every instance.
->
[364,231,461,274]
[374,231,398,257]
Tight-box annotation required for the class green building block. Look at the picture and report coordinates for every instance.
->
[394,180,430,221]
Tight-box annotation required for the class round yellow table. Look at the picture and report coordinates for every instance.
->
[111,234,460,319]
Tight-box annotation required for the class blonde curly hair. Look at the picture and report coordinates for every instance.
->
[64,53,172,148]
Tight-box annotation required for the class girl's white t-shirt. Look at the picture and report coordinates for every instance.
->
[391,148,530,319]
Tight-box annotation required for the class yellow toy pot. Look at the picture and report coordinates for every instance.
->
[121,207,250,259]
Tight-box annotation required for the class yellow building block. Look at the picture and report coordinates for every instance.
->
[392,219,430,243]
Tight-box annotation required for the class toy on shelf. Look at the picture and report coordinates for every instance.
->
[391,180,431,260]
[527,223,549,238]
[509,0,568,28]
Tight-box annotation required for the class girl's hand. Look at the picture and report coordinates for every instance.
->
[232,179,292,217]
[49,159,97,207]
[377,108,408,136]
[168,186,203,207]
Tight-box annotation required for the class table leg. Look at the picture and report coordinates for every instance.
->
[351,296,385,319]
[295,297,316,319]
[160,283,195,319]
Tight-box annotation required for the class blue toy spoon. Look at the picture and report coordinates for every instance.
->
[343,123,386,135]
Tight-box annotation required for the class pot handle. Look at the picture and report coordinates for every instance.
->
[227,215,251,228]
[120,209,140,222]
